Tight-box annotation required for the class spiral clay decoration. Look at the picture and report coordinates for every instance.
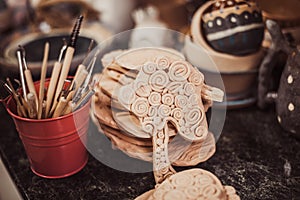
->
[148,92,162,106]
[172,108,183,121]
[185,108,202,125]
[201,184,222,199]
[142,120,156,134]
[162,93,174,106]
[168,60,191,82]
[135,82,152,97]
[149,70,170,92]
[175,95,188,108]
[148,106,158,118]
[184,82,196,96]
[188,70,204,86]
[118,85,136,106]
[145,168,238,200]
[158,104,172,118]
[131,97,149,117]
[156,56,170,70]
[143,62,158,74]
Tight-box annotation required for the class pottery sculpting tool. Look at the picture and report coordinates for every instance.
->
[37,42,49,119]
[73,88,95,111]
[45,40,67,117]
[4,78,27,117]
[16,49,28,102]
[27,92,37,119]
[19,46,38,107]
[50,15,84,116]
[67,39,95,100]
[72,49,99,102]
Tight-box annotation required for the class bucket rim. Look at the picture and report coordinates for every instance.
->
[6,95,91,123]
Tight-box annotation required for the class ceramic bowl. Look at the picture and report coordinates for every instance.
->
[0,24,111,79]
[184,35,264,73]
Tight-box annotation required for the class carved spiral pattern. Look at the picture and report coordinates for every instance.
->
[158,105,171,118]
[156,56,170,70]
[168,61,191,82]
[188,70,204,86]
[148,106,158,118]
[202,184,222,199]
[164,190,186,200]
[175,95,188,108]
[143,62,158,74]
[162,93,174,106]
[195,173,214,185]
[135,82,151,97]
[171,173,193,188]
[142,120,156,134]
[185,108,202,125]
[189,94,199,106]
[131,97,149,117]
[172,108,183,121]
[184,187,200,199]
[184,82,196,96]
[118,85,136,105]
[148,92,162,106]
[149,70,170,92]
[147,169,239,200]
[195,126,207,138]
[166,82,184,94]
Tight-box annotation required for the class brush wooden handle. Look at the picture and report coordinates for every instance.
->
[63,101,76,115]
[27,93,37,119]
[38,42,49,119]
[51,47,75,113]
[45,61,62,117]
[24,69,38,107]
[52,97,68,118]
[71,64,88,93]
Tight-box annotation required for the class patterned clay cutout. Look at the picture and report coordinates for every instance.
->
[118,57,222,183]
[135,168,240,200]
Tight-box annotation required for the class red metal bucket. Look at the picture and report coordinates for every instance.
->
[5,80,90,178]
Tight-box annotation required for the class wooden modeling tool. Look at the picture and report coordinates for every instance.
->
[19,46,38,108]
[38,42,49,119]
[45,40,67,117]
[50,15,84,117]
[16,49,28,101]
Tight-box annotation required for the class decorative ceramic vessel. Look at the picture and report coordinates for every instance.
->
[258,20,300,139]
[200,0,264,55]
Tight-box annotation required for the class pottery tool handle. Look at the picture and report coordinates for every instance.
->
[27,93,37,119]
[70,64,88,93]
[24,69,38,103]
[153,126,176,184]
[63,101,76,115]
[16,51,27,101]
[45,61,62,117]
[51,47,75,113]
[38,42,49,119]
[52,97,68,118]
[74,89,95,111]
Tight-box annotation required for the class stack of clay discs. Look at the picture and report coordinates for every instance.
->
[91,47,216,166]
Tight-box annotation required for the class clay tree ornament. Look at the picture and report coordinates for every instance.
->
[118,57,224,183]
[201,0,264,55]
[258,20,300,138]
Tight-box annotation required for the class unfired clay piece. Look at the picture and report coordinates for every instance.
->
[135,168,240,200]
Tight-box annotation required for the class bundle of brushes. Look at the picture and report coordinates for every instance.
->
[2,15,98,119]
